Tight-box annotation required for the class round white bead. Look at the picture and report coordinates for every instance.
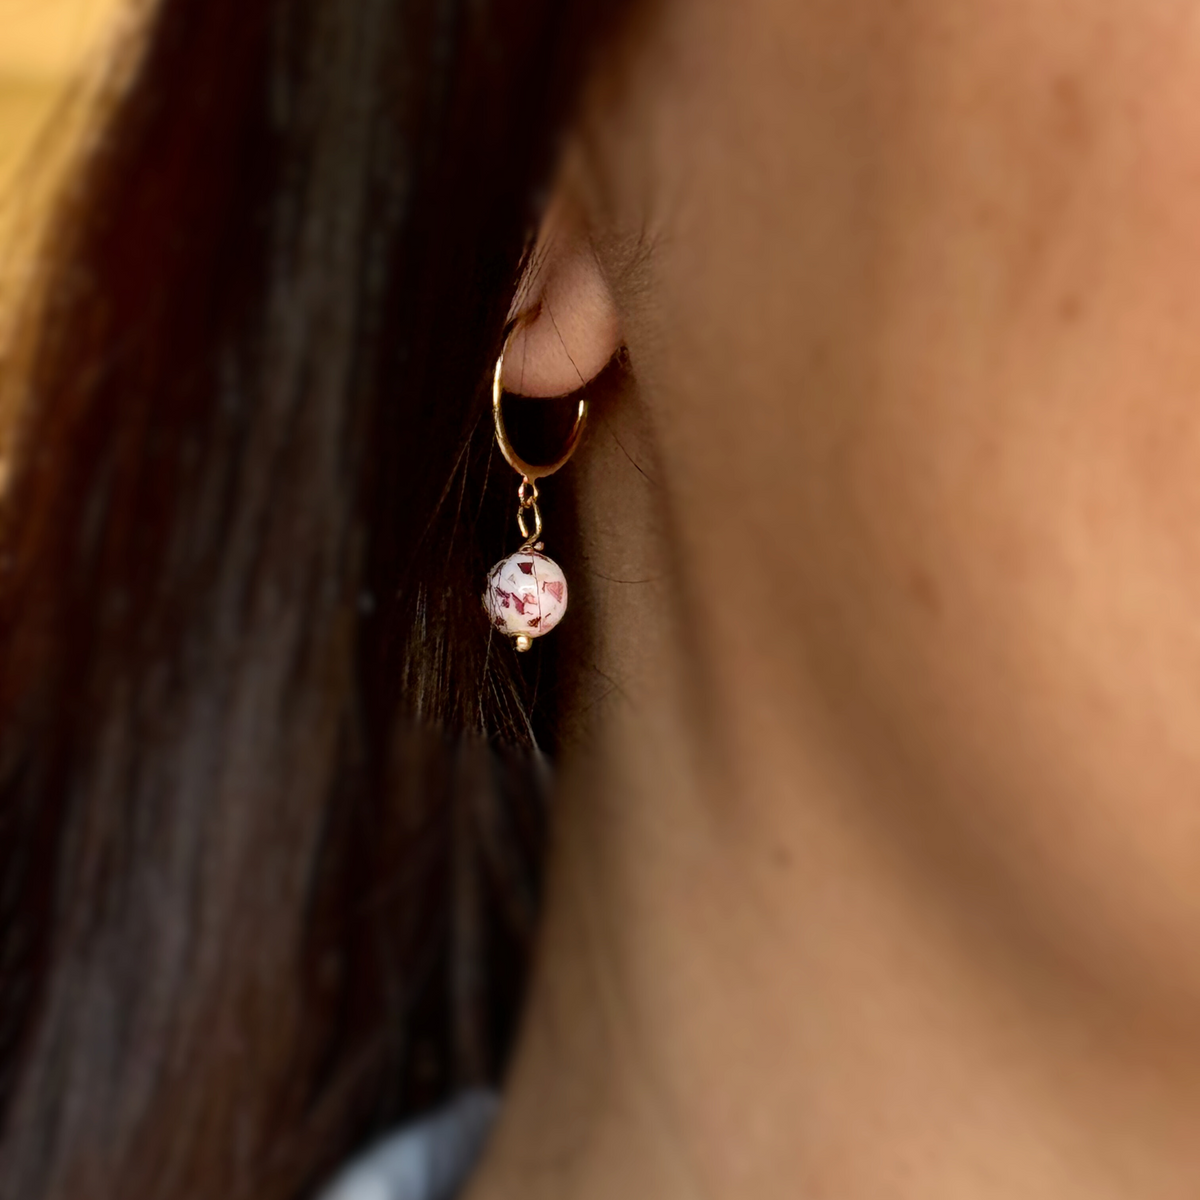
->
[482,550,569,641]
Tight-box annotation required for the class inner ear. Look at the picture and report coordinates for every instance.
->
[503,198,621,398]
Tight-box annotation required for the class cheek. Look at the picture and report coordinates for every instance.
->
[812,39,1200,1012]
[635,0,1200,1010]
[820,381,1200,1017]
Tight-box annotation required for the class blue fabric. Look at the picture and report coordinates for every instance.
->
[317,1091,499,1200]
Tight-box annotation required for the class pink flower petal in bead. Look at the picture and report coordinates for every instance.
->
[482,550,568,640]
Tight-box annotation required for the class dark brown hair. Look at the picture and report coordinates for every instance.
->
[0,1,617,1195]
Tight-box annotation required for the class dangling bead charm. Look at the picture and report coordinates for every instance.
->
[483,322,587,653]
[482,547,569,650]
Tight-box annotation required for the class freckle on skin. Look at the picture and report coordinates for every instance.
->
[908,567,942,618]
[1058,292,1084,324]
[807,337,831,374]
[1051,74,1090,149]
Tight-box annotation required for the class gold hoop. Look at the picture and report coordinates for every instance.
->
[492,325,588,482]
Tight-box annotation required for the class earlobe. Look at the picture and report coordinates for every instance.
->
[503,203,621,398]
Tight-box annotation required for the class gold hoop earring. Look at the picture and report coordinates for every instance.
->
[481,325,588,652]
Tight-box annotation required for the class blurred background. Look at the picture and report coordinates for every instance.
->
[0,0,120,472]
[0,0,118,203]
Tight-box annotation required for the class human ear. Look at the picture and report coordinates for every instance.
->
[502,195,621,398]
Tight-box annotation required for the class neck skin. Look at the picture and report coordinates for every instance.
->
[461,369,1200,1200]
